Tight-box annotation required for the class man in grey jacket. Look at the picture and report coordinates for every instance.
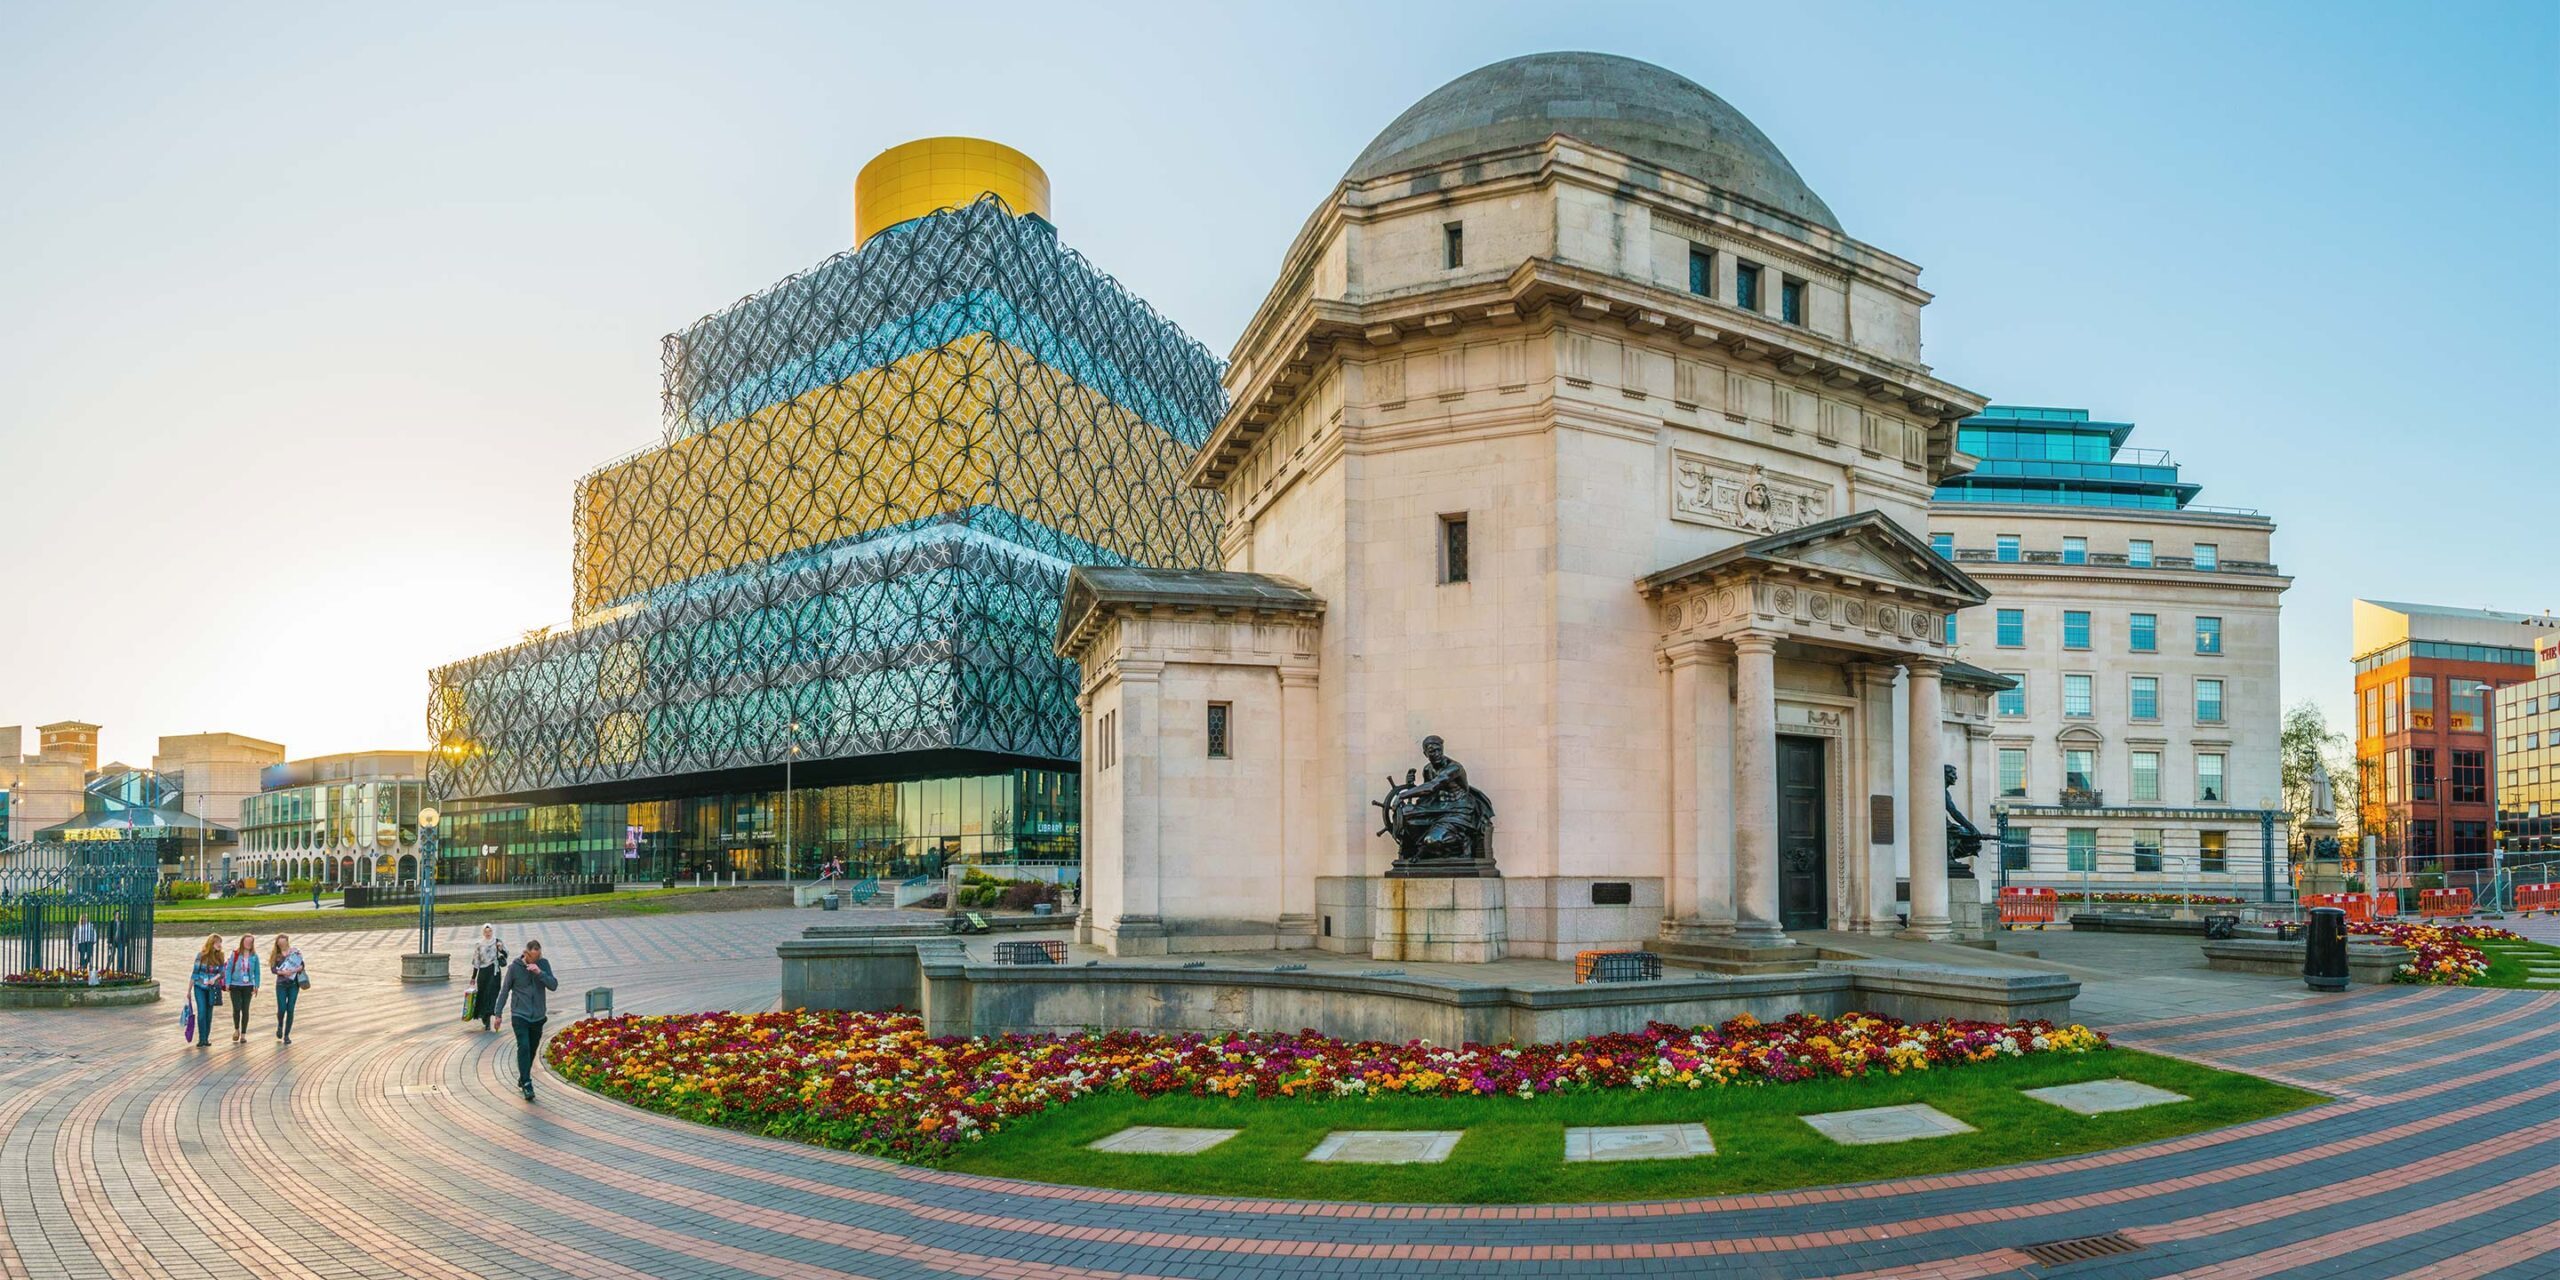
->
[495,940,559,1101]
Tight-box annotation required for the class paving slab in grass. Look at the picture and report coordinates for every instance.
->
[1563,1123,1716,1163]
[1800,1103,1976,1146]
[1085,1126,1240,1155]
[1305,1130,1463,1164]
[2023,1079,2192,1115]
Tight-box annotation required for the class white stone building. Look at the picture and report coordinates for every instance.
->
[1930,411,2292,901]
[1056,53,2028,962]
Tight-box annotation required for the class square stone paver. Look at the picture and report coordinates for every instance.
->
[2022,1079,2192,1115]
[1563,1123,1715,1162]
[1304,1130,1463,1164]
[1800,1103,1976,1146]
[1085,1126,1240,1155]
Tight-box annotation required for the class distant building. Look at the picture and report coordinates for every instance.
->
[34,766,236,880]
[238,750,430,887]
[1,721,104,843]
[2352,599,2558,876]
[2493,629,2560,861]
[1932,407,2292,900]
[151,732,287,882]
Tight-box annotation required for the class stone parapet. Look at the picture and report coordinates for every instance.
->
[0,979,162,1009]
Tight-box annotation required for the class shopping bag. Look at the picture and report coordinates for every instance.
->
[462,990,476,1021]
[181,1000,196,1042]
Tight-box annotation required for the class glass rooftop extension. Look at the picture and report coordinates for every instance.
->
[1936,405,2203,510]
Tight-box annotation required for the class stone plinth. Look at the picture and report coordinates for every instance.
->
[399,952,451,984]
[2202,938,2409,985]
[0,980,161,1009]
[1371,874,1506,963]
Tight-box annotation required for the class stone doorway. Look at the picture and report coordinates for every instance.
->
[1777,735,1828,931]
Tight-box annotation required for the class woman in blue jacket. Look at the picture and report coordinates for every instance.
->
[187,935,226,1047]
[270,935,306,1044]
[222,933,261,1044]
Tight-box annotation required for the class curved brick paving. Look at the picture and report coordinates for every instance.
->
[4,911,2556,1279]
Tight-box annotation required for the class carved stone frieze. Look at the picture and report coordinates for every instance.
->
[1670,451,1832,536]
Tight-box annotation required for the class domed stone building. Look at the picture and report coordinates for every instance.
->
[1059,53,2008,962]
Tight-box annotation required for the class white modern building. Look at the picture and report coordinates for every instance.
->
[237,750,430,886]
[1931,406,2292,900]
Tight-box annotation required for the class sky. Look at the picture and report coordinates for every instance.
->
[1,1,2554,768]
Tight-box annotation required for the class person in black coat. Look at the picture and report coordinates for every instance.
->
[495,940,558,1101]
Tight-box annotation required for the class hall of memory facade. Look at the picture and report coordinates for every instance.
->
[1060,53,2023,962]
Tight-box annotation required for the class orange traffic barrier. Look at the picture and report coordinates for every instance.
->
[1997,886,2058,929]
[2516,883,2560,916]
[2371,892,2399,919]
[2418,887,2476,919]
[2305,891,2373,923]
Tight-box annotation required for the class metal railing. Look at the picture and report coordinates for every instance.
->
[0,840,160,978]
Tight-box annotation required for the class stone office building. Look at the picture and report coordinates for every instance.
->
[1059,53,2015,962]
[1931,406,2294,899]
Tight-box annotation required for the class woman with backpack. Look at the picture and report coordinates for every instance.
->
[270,935,306,1043]
[223,933,262,1044]
[187,935,226,1048]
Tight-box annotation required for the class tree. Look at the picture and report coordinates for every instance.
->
[2279,701,2350,836]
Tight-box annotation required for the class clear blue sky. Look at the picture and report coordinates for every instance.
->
[2,1,2553,766]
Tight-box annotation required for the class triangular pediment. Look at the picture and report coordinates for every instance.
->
[1641,510,1990,604]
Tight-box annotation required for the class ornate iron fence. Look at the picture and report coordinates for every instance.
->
[0,840,160,978]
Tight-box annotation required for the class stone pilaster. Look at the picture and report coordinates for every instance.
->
[1731,630,1785,946]
[1904,658,1951,941]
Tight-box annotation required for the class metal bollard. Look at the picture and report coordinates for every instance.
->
[2303,906,2349,992]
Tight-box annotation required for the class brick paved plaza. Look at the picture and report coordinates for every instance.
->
[3,910,2555,1279]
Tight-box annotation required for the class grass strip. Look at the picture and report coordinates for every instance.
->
[935,1047,2318,1203]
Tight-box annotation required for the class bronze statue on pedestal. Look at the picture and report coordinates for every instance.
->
[1374,736,1497,876]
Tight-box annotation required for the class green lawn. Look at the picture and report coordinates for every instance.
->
[154,887,733,931]
[934,1047,2320,1203]
[2475,936,2560,989]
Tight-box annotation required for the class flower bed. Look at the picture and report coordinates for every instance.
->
[2,969,146,987]
[2350,921,2522,985]
[546,1010,2106,1161]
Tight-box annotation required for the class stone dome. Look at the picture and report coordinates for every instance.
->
[1345,52,1839,233]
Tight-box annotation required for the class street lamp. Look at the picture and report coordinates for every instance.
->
[398,805,450,985]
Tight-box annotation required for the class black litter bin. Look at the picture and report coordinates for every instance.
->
[2204,914,2240,940]
[821,894,840,911]
[2304,906,2349,992]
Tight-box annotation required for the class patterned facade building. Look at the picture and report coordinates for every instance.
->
[425,142,1223,883]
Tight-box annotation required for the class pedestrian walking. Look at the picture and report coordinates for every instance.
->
[496,939,558,1101]
[74,915,97,981]
[223,933,262,1044]
[311,881,322,910]
[270,935,306,1043]
[187,935,226,1048]
[467,924,507,1031]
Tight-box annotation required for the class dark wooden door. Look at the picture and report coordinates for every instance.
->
[1777,736,1827,931]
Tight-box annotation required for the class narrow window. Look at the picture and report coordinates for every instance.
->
[1687,245,1713,296]
[2064,673,2094,718]
[1996,608,2025,648]
[2001,826,2031,871]
[2197,753,2227,803]
[1996,678,2026,718]
[1996,534,2021,563]
[2131,750,2161,801]
[2132,829,2163,874]
[1443,222,1464,269]
[1930,532,1954,560]
[2130,675,2160,721]
[1998,747,2028,797]
[1943,613,1957,645]
[1206,702,1231,759]
[2063,610,2091,650]
[2129,613,2157,652]
[2127,538,2153,568]
[1779,276,1806,325]
[2199,831,2227,872]
[2067,828,2096,872]
[2065,749,2096,793]
[2196,678,2225,724]
[2061,536,2087,565]
[2195,616,2223,655]
[1440,513,1470,584]
[2193,543,2219,572]
[1735,260,1763,312]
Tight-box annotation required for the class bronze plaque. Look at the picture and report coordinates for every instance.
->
[1869,794,1895,844]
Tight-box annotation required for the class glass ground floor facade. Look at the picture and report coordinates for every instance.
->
[434,766,1076,885]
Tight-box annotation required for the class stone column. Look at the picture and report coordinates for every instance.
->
[1661,648,1696,937]
[1659,640,1735,940]
[1904,657,1951,941]
[1075,688,1096,946]
[1277,665,1320,942]
[1731,630,1785,947]
[1847,663,1900,934]
[1114,659,1167,952]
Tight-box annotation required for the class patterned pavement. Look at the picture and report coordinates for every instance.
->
[3,909,2556,1279]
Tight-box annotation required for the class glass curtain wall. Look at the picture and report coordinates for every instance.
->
[435,767,1077,884]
